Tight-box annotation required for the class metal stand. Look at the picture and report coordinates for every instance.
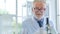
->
[46,18,51,34]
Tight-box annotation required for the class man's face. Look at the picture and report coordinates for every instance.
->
[32,2,46,18]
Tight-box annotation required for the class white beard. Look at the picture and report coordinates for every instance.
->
[33,14,44,20]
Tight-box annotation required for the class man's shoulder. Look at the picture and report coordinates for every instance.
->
[23,17,32,23]
[22,17,32,28]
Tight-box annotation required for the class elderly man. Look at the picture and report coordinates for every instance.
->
[21,0,58,34]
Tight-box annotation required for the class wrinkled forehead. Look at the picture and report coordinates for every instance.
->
[33,2,46,8]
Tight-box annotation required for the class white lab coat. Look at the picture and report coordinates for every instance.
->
[20,17,58,34]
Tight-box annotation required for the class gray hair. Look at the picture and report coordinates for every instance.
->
[33,0,46,3]
[31,0,47,8]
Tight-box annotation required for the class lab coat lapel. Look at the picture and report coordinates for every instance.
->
[32,17,47,34]
[31,17,40,31]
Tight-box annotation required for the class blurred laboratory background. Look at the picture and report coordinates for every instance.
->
[0,0,60,34]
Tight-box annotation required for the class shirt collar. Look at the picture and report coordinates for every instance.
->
[34,17,44,22]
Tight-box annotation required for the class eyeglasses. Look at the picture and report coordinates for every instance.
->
[33,7,46,11]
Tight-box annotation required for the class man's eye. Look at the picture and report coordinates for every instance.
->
[43,8,46,10]
[34,8,38,9]
[34,8,36,9]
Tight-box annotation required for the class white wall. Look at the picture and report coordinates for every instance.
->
[49,0,57,29]
[0,15,13,34]
[57,0,60,33]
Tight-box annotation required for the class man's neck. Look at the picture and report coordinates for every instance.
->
[34,16,44,21]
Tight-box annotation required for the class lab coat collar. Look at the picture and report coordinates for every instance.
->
[32,16,46,29]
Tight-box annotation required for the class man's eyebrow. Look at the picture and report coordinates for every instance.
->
[33,7,40,8]
[34,7,44,9]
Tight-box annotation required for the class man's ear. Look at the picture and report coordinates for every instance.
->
[32,8,33,12]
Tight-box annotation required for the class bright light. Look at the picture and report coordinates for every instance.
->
[0,0,5,9]
[6,0,16,14]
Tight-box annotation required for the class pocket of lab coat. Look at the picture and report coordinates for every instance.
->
[34,27,47,34]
